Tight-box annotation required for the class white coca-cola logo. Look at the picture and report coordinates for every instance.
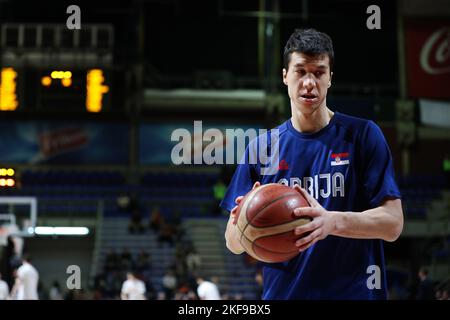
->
[420,27,450,75]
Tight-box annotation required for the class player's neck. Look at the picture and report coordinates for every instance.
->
[290,105,334,134]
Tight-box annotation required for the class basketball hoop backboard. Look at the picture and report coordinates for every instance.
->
[0,197,37,237]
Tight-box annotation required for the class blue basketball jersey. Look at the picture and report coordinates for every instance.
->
[220,112,401,300]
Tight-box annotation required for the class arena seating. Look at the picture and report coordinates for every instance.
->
[1,170,447,299]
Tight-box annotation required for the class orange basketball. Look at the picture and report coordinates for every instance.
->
[235,183,311,263]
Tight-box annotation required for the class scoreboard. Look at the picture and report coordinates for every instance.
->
[0,67,110,112]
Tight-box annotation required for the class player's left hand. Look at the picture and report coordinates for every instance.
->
[292,185,336,252]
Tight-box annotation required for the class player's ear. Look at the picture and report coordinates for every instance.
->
[282,68,288,85]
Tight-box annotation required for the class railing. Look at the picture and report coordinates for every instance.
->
[89,200,104,289]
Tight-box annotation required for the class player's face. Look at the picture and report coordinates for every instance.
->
[283,52,332,114]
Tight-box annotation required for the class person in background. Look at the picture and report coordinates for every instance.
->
[162,270,177,300]
[117,192,144,234]
[440,289,449,300]
[186,248,202,272]
[0,272,9,300]
[196,276,221,300]
[416,267,435,300]
[254,270,263,299]
[135,250,151,273]
[10,254,39,300]
[149,206,163,232]
[120,271,146,300]
[49,280,63,300]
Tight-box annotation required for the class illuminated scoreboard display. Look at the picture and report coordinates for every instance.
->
[0,67,110,112]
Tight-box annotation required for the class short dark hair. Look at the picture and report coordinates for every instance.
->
[419,267,429,275]
[283,28,334,71]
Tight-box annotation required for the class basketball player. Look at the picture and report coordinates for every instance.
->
[196,276,221,300]
[120,271,146,300]
[0,272,9,300]
[10,254,39,300]
[221,29,403,299]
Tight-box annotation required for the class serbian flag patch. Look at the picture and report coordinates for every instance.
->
[331,152,349,166]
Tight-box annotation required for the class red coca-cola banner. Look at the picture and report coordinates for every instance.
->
[404,19,450,99]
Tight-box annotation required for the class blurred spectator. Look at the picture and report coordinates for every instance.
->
[148,206,163,232]
[117,192,137,213]
[435,289,442,300]
[64,289,88,300]
[158,222,176,246]
[416,267,435,300]
[184,271,199,294]
[186,248,202,272]
[106,270,123,298]
[73,289,87,300]
[143,277,156,300]
[104,249,120,272]
[92,287,103,300]
[170,209,185,242]
[129,209,145,234]
[156,291,166,300]
[0,236,15,288]
[254,270,263,299]
[174,280,191,300]
[221,293,231,300]
[196,276,221,300]
[441,289,449,300]
[186,290,197,300]
[37,281,48,300]
[234,293,244,300]
[162,270,177,299]
[210,276,224,298]
[49,281,63,300]
[117,192,144,234]
[93,273,107,298]
[169,208,182,228]
[64,290,75,300]
[0,272,9,300]
[135,250,151,273]
[2,225,24,263]
[174,245,188,278]
[120,272,146,300]
[120,248,133,270]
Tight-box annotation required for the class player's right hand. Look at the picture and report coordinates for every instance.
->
[230,181,260,224]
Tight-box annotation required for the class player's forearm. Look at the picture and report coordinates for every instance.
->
[225,216,245,254]
[9,284,17,298]
[331,200,403,242]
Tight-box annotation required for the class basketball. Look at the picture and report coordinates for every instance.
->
[235,183,311,263]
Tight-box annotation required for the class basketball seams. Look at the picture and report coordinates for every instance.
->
[240,231,299,263]
[247,191,300,225]
[238,184,285,257]
[239,230,259,261]
[235,183,311,263]
[237,184,272,245]
[247,193,306,229]
[244,218,310,242]
[253,231,301,255]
